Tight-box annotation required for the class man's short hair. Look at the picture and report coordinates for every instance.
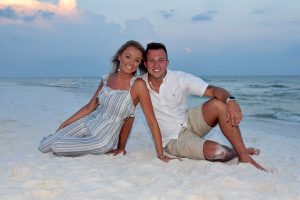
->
[145,42,168,60]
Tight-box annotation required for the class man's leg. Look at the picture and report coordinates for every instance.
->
[203,140,260,162]
[202,98,265,170]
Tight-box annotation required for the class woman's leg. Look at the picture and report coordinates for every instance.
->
[39,118,88,153]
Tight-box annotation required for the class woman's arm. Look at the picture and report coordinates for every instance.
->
[133,79,172,162]
[57,80,103,131]
[107,117,135,155]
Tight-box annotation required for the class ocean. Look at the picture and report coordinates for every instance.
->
[4,75,300,125]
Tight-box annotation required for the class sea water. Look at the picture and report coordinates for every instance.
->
[2,75,300,125]
[195,75,300,124]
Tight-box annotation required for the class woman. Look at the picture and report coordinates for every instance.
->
[39,40,172,162]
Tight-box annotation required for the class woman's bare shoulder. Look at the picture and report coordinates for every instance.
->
[133,78,147,87]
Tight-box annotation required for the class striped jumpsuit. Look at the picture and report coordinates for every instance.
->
[39,75,137,156]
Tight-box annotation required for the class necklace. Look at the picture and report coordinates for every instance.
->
[149,81,154,90]
[148,80,162,92]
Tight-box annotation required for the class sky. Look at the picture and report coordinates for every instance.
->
[0,0,299,77]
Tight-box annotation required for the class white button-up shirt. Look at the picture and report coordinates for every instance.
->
[142,70,208,145]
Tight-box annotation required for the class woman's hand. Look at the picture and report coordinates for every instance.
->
[106,149,127,156]
[56,123,65,132]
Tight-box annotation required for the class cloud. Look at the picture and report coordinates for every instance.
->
[58,0,76,13]
[191,10,218,22]
[0,7,55,22]
[158,9,177,19]
[0,7,17,19]
[38,10,55,19]
[184,47,192,53]
[0,1,158,77]
[122,18,158,43]
[252,9,267,15]
[0,0,76,24]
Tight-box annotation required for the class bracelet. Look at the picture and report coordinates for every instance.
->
[226,96,236,103]
[157,154,165,159]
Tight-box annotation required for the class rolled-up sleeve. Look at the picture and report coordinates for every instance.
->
[178,71,209,96]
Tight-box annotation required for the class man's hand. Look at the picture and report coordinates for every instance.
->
[106,149,127,156]
[158,155,182,162]
[226,101,243,127]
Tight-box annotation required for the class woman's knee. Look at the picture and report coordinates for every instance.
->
[38,142,50,153]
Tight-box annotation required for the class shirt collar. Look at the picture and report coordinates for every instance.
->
[146,70,169,84]
[163,70,169,82]
[145,70,169,93]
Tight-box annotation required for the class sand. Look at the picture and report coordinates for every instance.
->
[0,80,299,200]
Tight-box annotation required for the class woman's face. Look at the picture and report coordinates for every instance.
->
[118,46,143,74]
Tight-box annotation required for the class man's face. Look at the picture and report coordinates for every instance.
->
[145,49,169,80]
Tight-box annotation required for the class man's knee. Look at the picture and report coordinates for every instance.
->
[202,99,227,127]
[204,98,226,112]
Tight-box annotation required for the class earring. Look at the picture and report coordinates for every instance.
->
[117,68,120,72]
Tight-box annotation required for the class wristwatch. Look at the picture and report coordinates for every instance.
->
[226,96,236,103]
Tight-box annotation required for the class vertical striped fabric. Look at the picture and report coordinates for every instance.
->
[39,75,137,156]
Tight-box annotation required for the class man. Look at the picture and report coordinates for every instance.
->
[111,42,265,170]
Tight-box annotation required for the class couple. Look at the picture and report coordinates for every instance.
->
[39,40,265,170]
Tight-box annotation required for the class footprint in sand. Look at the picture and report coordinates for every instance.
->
[10,166,33,179]
[0,119,17,125]
[23,179,68,199]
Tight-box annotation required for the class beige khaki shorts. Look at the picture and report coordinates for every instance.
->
[165,105,212,160]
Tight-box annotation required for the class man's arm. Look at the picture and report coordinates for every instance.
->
[203,85,230,102]
[204,85,243,127]
[107,117,135,155]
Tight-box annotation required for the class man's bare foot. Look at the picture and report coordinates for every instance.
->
[246,147,260,156]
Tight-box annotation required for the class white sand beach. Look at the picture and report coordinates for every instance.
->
[1,79,300,200]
